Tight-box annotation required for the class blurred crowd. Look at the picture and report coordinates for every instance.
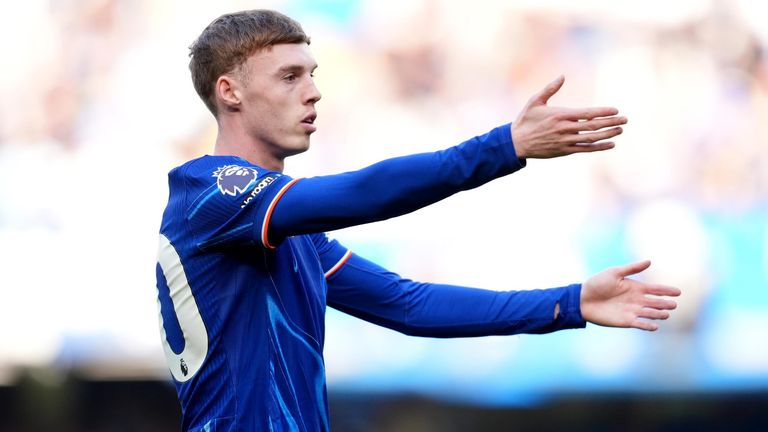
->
[0,0,766,397]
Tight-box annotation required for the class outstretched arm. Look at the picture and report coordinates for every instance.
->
[580,260,681,331]
[267,76,626,246]
[322,239,679,336]
[268,124,520,245]
[325,251,586,338]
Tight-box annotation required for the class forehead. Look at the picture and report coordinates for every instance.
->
[247,43,317,72]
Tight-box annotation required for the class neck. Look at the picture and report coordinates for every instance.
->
[212,116,285,172]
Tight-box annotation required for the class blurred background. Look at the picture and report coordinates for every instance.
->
[1,0,767,430]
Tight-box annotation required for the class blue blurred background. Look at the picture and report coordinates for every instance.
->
[0,0,766,430]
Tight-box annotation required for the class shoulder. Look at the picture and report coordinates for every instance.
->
[170,156,282,193]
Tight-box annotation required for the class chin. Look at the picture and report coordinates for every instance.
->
[283,140,311,157]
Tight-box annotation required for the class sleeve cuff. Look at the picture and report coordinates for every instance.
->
[493,122,526,171]
[556,283,587,329]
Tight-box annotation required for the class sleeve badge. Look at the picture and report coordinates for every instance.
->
[212,165,258,196]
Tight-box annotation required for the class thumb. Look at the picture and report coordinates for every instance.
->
[531,75,565,105]
[615,259,652,278]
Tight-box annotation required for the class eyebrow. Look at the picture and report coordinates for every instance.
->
[276,63,318,75]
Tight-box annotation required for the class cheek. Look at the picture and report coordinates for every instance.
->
[242,88,298,134]
[248,104,295,143]
[247,98,282,127]
[253,91,288,114]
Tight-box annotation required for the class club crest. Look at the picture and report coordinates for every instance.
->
[213,165,258,196]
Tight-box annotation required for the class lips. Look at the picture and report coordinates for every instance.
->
[301,112,317,132]
[302,112,316,124]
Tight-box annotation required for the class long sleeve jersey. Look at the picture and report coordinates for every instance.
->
[155,124,585,432]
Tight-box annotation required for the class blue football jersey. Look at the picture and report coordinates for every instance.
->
[155,125,586,431]
[157,156,347,431]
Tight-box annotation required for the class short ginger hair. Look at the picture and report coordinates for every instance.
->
[189,9,310,116]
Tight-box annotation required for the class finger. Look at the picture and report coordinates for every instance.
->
[562,116,628,133]
[563,142,616,154]
[615,260,652,278]
[643,296,678,310]
[531,75,565,105]
[630,319,658,332]
[644,284,682,297]
[559,106,620,120]
[564,127,624,144]
[637,308,670,320]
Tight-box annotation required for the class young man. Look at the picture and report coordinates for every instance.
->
[156,9,680,432]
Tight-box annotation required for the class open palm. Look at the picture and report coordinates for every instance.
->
[580,260,681,331]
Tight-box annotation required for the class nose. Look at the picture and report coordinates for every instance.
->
[304,79,321,104]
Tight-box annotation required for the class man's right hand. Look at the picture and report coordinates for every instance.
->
[511,75,627,159]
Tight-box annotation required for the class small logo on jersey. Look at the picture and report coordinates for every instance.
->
[213,165,258,196]
[180,358,189,376]
[241,176,276,208]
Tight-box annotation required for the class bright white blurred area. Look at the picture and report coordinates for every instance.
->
[0,0,766,403]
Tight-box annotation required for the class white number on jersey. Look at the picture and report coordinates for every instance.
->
[156,234,209,382]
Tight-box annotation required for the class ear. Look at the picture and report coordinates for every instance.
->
[215,75,241,112]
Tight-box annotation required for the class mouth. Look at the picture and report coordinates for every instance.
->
[302,112,317,124]
[301,112,317,133]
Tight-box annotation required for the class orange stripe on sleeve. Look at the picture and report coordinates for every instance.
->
[261,178,301,249]
[324,250,352,279]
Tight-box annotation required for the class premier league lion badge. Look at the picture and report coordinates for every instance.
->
[213,165,258,196]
